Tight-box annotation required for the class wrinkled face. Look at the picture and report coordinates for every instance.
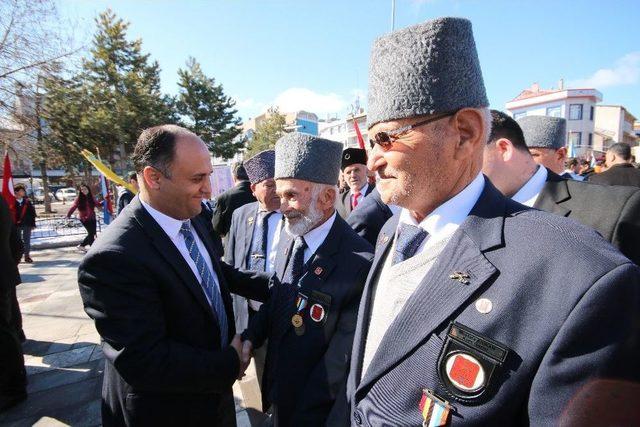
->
[343,163,367,192]
[277,179,323,236]
[252,178,280,211]
[149,135,213,220]
[529,147,564,174]
[367,115,454,210]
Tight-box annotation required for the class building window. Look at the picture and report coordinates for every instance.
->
[513,111,526,120]
[569,104,583,120]
[546,106,562,117]
[590,106,594,121]
[588,133,593,146]
[568,132,581,147]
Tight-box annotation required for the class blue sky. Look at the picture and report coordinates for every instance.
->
[58,0,640,122]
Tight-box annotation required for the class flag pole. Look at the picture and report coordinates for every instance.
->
[391,0,396,31]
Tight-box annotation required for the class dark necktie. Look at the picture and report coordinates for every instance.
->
[283,236,308,288]
[392,223,428,265]
[180,221,228,345]
[248,211,274,272]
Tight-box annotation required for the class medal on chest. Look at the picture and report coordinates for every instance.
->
[291,293,308,336]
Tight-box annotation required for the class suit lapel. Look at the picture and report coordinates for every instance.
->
[534,170,571,217]
[132,199,216,321]
[355,181,507,396]
[276,229,294,280]
[242,204,259,268]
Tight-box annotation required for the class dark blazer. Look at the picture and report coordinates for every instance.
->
[78,196,270,426]
[335,184,374,219]
[535,170,640,264]
[346,181,640,426]
[198,201,224,259]
[346,188,393,246]
[14,198,36,227]
[588,163,640,187]
[244,214,374,427]
[212,180,256,237]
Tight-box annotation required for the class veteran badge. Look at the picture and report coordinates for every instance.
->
[419,388,451,427]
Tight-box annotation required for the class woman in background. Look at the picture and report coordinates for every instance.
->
[66,184,100,252]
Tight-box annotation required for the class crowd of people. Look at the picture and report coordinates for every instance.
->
[2,15,640,426]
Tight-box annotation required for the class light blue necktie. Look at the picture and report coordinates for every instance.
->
[392,223,428,265]
[180,221,228,345]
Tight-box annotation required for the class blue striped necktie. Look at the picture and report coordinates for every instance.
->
[180,221,228,345]
[392,223,428,265]
[248,211,274,271]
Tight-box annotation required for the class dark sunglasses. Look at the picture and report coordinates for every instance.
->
[369,110,459,150]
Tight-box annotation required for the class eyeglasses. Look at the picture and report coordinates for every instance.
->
[369,110,459,150]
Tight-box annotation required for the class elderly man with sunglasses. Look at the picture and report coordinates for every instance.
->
[345,17,640,427]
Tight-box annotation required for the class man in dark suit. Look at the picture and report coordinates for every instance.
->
[346,18,640,426]
[212,162,256,237]
[78,125,271,426]
[589,142,640,187]
[241,133,374,427]
[13,184,36,263]
[346,187,395,246]
[116,172,138,214]
[483,110,640,264]
[335,148,374,219]
[0,196,27,413]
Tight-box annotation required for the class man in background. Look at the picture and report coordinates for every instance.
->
[213,162,256,237]
[589,142,640,187]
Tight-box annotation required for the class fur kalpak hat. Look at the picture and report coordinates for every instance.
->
[244,150,275,184]
[274,133,343,185]
[518,116,567,150]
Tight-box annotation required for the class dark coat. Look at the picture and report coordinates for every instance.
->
[346,181,640,426]
[198,200,224,259]
[588,163,640,187]
[346,188,393,246]
[78,196,270,426]
[534,170,640,264]
[14,198,36,228]
[335,184,374,219]
[117,190,135,214]
[244,214,373,427]
[212,180,256,237]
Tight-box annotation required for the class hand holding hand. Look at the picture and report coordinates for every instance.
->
[230,334,245,379]
[241,339,253,372]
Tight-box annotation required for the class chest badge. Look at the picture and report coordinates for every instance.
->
[248,216,254,224]
[449,271,471,284]
[309,303,326,322]
[445,353,486,392]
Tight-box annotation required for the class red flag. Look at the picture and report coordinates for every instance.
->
[353,118,366,149]
[2,152,16,221]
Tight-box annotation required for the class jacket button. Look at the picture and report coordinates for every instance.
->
[354,410,363,425]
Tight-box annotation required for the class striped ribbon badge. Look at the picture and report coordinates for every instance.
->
[419,389,451,427]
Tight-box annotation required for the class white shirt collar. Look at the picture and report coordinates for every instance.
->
[512,166,547,207]
[351,183,368,196]
[302,210,337,257]
[398,173,485,240]
[140,198,186,240]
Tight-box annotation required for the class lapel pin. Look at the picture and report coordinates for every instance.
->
[475,298,493,314]
[248,216,254,224]
[379,234,389,246]
[314,267,323,276]
[449,271,471,284]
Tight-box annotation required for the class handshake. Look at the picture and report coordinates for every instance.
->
[230,334,253,380]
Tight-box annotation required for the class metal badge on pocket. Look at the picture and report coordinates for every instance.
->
[437,322,509,403]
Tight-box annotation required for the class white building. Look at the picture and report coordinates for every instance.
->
[505,82,603,156]
[318,113,368,149]
[593,105,638,151]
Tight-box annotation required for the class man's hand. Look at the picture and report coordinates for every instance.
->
[241,339,253,373]
[230,334,245,379]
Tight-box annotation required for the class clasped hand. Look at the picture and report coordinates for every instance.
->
[231,334,254,380]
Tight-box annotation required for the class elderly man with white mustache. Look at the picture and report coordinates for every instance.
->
[240,132,374,427]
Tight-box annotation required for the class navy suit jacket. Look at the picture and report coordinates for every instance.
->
[346,188,393,246]
[244,214,373,427]
[212,180,256,237]
[78,197,270,426]
[335,184,374,219]
[346,180,640,426]
[534,170,640,265]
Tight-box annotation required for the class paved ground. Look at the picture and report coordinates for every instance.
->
[0,247,265,426]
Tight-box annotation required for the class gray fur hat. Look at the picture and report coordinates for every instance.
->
[518,116,567,150]
[274,132,342,185]
[244,150,275,184]
[367,17,488,129]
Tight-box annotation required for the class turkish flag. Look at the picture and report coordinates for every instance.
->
[353,118,366,150]
[1,152,16,221]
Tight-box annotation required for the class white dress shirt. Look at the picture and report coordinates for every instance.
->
[140,199,220,305]
[512,165,547,207]
[248,209,283,311]
[301,211,337,263]
[350,183,369,209]
[396,173,485,255]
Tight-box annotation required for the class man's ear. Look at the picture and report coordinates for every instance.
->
[556,147,568,162]
[320,186,337,210]
[250,183,257,196]
[142,166,162,191]
[452,108,485,160]
[495,138,515,162]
